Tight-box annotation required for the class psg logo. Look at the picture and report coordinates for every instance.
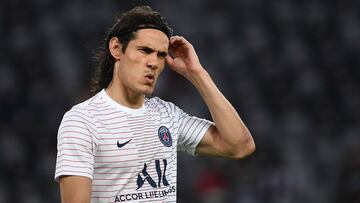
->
[158,126,172,147]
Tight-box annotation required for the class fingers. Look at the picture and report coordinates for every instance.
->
[170,35,184,44]
[169,36,194,60]
[165,55,174,66]
[169,36,192,49]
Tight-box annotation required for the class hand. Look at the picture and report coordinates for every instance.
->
[166,36,205,80]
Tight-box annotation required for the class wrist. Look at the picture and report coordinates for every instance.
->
[188,68,211,88]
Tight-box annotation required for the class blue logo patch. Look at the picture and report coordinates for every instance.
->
[158,126,172,147]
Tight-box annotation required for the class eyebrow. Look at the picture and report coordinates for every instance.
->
[138,46,168,57]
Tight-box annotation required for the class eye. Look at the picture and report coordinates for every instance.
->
[139,47,153,54]
[158,52,168,58]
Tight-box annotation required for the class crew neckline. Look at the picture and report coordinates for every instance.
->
[100,89,146,114]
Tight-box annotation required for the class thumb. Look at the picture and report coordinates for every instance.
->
[166,55,174,67]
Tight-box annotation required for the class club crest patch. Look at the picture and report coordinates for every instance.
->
[158,126,172,147]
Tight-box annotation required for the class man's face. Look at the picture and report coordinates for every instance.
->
[115,29,169,96]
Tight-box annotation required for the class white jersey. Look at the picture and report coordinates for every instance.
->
[55,89,212,203]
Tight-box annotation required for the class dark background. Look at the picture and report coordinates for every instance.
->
[0,0,359,202]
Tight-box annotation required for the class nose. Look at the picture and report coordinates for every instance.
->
[146,53,159,69]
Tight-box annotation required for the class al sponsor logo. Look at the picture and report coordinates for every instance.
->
[114,159,175,202]
[114,186,176,202]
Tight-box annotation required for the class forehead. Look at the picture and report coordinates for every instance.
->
[131,29,169,51]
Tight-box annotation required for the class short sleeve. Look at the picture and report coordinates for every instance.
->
[174,105,213,156]
[54,108,97,182]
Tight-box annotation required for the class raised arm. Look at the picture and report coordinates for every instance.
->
[166,36,255,159]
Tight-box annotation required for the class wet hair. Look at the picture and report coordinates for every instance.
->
[90,5,173,95]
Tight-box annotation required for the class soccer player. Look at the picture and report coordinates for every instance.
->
[55,5,255,203]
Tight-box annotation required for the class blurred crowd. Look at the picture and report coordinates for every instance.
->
[0,0,359,202]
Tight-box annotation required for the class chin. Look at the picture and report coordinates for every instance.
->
[144,90,154,96]
[137,83,156,96]
[141,87,155,96]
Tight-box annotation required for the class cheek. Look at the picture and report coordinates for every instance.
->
[121,67,139,83]
[119,56,143,78]
[116,63,135,84]
[128,52,145,64]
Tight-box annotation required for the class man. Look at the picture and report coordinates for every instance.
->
[55,5,255,203]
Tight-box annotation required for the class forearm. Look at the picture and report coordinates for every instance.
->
[189,67,254,153]
[60,176,92,203]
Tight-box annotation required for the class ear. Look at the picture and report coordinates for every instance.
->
[109,37,123,60]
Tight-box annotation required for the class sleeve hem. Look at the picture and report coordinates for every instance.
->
[190,122,213,156]
[54,172,93,183]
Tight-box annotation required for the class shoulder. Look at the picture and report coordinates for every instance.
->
[61,92,103,126]
[146,97,180,115]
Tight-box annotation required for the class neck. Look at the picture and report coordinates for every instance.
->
[105,82,145,109]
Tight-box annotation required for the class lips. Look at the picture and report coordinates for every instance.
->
[144,73,155,83]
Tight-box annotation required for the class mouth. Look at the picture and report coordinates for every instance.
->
[144,73,155,83]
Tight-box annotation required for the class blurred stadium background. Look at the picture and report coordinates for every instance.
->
[0,0,359,202]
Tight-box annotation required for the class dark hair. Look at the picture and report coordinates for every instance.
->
[90,5,173,95]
